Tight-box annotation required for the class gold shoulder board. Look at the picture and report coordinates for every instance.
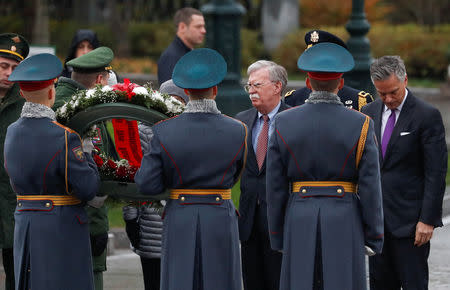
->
[285,90,295,97]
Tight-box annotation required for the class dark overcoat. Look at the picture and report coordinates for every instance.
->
[266,96,384,290]
[4,104,99,290]
[157,36,191,85]
[285,85,373,111]
[135,109,247,290]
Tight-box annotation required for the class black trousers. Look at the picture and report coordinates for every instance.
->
[369,236,430,290]
[140,257,161,290]
[241,203,282,290]
[2,248,14,290]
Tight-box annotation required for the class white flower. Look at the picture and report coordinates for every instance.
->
[58,105,67,116]
[86,89,96,99]
[117,159,130,167]
[151,91,164,102]
[132,86,149,96]
[102,85,113,92]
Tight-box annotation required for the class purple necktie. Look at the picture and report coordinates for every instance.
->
[381,109,396,158]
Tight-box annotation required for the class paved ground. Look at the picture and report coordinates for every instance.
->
[2,194,450,289]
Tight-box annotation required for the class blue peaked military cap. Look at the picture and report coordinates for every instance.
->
[9,53,62,82]
[297,42,354,73]
[304,30,348,50]
[172,48,227,89]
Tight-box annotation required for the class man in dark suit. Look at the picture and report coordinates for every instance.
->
[235,60,289,290]
[284,30,373,111]
[362,55,447,290]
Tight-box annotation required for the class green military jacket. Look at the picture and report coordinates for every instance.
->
[54,76,85,110]
[0,84,25,249]
[54,77,109,272]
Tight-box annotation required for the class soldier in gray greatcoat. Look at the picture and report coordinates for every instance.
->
[135,48,247,290]
[266,43,384,290]
[5,53,101,290]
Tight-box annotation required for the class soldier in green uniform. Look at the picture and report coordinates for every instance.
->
[0,33,29,290]
[54,47,114,290]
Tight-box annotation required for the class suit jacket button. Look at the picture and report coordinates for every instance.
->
[301,189,307,193]
[45,202,51,207]
[337,189,343,194]
[180,197,185,201]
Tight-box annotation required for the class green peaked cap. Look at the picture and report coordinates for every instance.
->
[67,46,114,73]
[0,33,30,62]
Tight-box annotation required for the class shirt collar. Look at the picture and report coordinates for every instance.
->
[258,101,281,120]
[383,89,408,113]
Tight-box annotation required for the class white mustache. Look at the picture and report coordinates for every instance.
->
[249,93,260,100]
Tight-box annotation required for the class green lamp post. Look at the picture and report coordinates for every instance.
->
[344,0,376,96]
[201,0,251,116]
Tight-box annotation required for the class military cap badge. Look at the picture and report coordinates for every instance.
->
[310,31,319,43]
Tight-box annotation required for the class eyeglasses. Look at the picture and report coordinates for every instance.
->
[244,82,273,93]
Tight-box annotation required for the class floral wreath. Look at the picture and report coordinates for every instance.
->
[55,79,185,183]
[56,78,184,125]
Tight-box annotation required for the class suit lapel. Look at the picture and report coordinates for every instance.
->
[382,91,415,164]
[244,109,258,172]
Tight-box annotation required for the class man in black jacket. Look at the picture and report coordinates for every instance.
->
[362,55,447,290]
[235,60,289,290]
[157,7,206,85]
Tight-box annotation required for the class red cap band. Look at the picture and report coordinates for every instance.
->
[307,72,343,81]
[19,79,55,91]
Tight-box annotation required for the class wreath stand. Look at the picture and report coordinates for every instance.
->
[67,102,169,201]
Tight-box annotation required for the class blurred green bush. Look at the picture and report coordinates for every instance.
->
[19,21,447,80]
[273,24,450,80]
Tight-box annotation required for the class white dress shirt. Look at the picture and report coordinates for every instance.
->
[381,90,408,139]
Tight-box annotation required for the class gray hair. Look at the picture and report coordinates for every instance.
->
[247,60,288,93]
[370,55,407,83]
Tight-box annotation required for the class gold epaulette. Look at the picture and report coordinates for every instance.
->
[284,90,295,97]
[357,91,373,111]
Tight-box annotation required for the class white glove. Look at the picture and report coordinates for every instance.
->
[82,138,94,154]
[365,245,376,256]
[87,195,108,208]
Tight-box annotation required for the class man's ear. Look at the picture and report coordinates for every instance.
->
[48,87,55,100]
[183,89,190,96]
[306,77,312,90]
[273,81,282,95]
[212,86,218,97]
[178,22,187,34]
[338,78,344,90]
[95,74,103,84]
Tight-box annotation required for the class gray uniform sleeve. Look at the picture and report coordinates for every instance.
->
[134,130,165,195]
[357,119,384,253]
[266,117,290,251]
